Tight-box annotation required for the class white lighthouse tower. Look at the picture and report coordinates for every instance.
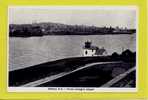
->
[83,41,107,57]
[83,41,97,56]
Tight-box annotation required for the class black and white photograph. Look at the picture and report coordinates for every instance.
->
[8,6,137,92]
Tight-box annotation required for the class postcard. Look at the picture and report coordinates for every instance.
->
[8,6,138,92]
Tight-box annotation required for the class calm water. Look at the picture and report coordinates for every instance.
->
[9,34,136,71]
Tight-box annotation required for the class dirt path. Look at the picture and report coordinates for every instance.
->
[101,66,136,87]
[21,61,121,87]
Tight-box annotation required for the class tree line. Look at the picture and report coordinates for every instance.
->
[9,22,136,37]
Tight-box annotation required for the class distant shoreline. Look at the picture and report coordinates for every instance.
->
[9,22,136,37]
[9,33,135,38]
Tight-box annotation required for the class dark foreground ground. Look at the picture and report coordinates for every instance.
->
[9,56,136,87]
[38,63,135,87]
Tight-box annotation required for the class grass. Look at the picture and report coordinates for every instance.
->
[9,56,135,86]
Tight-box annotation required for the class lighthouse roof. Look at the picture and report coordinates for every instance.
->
[83,45,99,50]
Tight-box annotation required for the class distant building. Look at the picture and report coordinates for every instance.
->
[83,41,107,56]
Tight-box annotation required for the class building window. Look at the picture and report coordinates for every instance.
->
[85,51,88,55]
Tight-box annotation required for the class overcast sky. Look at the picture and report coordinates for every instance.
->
[9,6,137,28]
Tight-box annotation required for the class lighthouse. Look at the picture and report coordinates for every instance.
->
[83,41,107,56]
[83,41,97,56]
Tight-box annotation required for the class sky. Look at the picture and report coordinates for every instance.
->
[9,6,137,29]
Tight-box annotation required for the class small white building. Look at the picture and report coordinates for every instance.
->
[83,41,107,56]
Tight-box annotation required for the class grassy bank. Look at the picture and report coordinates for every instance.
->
[9,55,135,86]
[38,62,135,87]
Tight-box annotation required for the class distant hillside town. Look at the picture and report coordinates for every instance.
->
[9,22,136,37]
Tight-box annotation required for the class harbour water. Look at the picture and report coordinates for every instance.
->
[9,34,136,71]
